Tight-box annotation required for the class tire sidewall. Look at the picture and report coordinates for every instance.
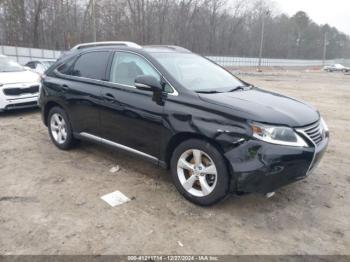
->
[48,107,74,150]
[170,139,230,206]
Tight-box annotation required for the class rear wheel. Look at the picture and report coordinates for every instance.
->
[170,139,230,206]
[48,107,78,150]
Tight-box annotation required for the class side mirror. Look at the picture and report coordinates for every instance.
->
[135,75,162,92]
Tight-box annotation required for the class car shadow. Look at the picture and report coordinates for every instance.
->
[0,107,40,118]
[73,139,311,213]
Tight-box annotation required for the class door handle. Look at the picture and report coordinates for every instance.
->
[61,84,69,91]
[103,93,115,101]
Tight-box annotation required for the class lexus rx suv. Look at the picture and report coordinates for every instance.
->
[39,42,329,206]
[0,55,41,111]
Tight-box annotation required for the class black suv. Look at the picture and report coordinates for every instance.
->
[39,42,329,206]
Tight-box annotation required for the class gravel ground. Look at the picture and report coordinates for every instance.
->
[0,70,349,255]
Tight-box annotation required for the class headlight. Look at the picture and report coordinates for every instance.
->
[251,122,308,147]
[320,117,329,132]
[320,117,329,138]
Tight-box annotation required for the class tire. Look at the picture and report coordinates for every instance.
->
[47,106,78,150]
[170,139,230,206]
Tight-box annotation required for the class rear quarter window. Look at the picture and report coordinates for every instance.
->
[71,51,110,80]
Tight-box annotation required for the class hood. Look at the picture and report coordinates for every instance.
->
[0,70,40,85]
[199,87,320,127]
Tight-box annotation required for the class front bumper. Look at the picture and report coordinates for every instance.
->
[226,136,329,194]
[0,83,40,111]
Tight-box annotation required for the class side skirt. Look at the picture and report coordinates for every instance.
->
[74,132,168,168]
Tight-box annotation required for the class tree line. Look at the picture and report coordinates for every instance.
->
[0,0,349,59]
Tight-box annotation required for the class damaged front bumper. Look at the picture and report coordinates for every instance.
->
[225,136,329,194]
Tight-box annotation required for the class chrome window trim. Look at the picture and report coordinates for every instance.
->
[54,50,179,96]
[54,70,108,86]
[54,50,111,84]
[79,132,158,162]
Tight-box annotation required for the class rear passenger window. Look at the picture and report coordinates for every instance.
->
[71,51,110,80]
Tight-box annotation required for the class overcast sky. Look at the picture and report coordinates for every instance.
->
[275,0,350,35]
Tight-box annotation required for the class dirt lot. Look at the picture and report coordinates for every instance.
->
[0,70,349,255]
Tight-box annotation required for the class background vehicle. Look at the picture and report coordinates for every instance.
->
[39,43,329,206]
[323,64,350,72]
[0,55,41,111]
[25,60,55,75]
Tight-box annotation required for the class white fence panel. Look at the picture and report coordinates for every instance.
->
[0,45,62,64]
[207,56,350,67]
[31,48,43,58]
[2,45,349,67]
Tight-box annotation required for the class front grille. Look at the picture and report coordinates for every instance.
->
[298,121,323,145]
[3,85,39,96]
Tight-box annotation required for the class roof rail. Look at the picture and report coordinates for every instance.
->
[143,45,191,53]
[71,41,142,50]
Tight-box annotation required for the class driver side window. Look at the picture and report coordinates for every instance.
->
[110,52,160,87]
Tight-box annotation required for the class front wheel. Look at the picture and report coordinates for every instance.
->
[170,139,230,206]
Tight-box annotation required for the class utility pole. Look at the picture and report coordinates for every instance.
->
[91,0,97,42]
[258,10,269,72]
[323,31,328,66]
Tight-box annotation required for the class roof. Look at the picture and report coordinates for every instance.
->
[58,42,193,62]
[71,41,142,50]
[142,45,191,53]
[70,42,192,53]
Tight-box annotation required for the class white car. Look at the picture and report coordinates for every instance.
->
[25,60,55,75]
[0,55,41,112]
[323,64,350,72]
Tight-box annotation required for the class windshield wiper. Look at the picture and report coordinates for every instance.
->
[229,85,254,92]
[195,90,223,94]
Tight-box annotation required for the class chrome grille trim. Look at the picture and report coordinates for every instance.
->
[296,120,323,175]
[297,121,323,146]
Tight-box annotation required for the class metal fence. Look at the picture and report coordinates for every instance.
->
[207,56,350,68]
[1,45,349,68]
[0,45,62,65]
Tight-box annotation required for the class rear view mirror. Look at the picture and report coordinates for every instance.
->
[135,75,162,92]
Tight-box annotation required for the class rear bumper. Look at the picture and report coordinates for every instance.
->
[226,137,329,194]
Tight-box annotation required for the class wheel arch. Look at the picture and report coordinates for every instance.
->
[164,132,234,178]
[43,100,66,126]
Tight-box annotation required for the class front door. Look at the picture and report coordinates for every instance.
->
[100,51,165,159]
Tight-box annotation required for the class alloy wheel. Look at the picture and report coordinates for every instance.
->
[177,149,218,197]
[50,113,68,145]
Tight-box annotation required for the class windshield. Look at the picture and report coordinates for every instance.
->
[151,53,245,92]
[0,57,25,72]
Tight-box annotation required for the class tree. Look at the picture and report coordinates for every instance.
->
[0,0,349,59]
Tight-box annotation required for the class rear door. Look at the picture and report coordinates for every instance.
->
[99,51,165,159]
[51,50,112,135]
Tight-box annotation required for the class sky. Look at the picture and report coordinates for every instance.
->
[275,0,350,35]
